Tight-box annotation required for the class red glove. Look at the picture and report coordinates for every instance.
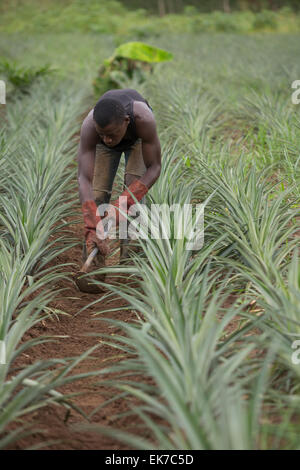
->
[82,200,110,256]
[104,179,148,227]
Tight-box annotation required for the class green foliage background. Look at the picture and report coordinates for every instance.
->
[1,0,300,33]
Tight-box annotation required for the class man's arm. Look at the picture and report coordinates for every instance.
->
[77,116,109,256]
[77,117,98,203]
[135,104,161,189]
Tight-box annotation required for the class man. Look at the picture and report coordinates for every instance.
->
[77,88,161,274]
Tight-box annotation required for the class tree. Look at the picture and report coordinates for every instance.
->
[157,0,166,16]
[223,0,231,12]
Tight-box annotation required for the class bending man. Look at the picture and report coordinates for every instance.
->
[77,88,161,270]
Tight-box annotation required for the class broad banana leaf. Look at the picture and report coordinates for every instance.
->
[112,41,173,63]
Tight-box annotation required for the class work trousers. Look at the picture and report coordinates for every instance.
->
[92,138,146,257]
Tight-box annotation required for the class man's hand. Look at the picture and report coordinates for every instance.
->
[82,200,110,256]
[101,179,148,230]
[82,180,147,255]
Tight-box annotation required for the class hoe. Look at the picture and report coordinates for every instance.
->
[75,220,112,294]
[75,247,104,294]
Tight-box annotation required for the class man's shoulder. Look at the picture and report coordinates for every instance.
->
[80,109,98,147]
[134,102,157,142]
[133,100,154,123]
[81,109,96,133]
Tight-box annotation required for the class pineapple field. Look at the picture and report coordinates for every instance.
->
[0,3,300,451]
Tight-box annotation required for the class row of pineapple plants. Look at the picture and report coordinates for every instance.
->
[84,51,300,449]
[0,80,92,447]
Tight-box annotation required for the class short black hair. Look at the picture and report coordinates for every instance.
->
[93,98,126,127]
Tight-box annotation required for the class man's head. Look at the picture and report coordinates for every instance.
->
[93,98,130,147]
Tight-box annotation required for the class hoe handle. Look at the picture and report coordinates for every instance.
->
[81,247,99,273]
[80,221,111,273]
